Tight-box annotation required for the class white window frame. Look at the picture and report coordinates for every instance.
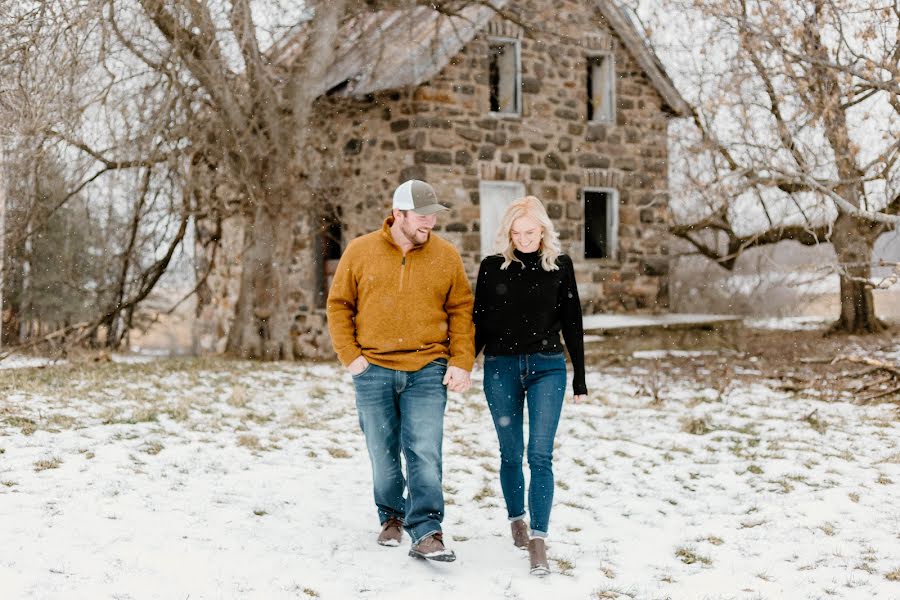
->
[587,52,616,124]
[582,187,619,261]
[487,37,522,117]
[479,180,526,258]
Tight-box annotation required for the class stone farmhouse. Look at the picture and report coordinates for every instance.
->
[194,0,689,357]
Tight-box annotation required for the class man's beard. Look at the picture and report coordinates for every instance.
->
[401,221,429,246]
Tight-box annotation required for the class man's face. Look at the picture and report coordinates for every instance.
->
[396,210,437,246]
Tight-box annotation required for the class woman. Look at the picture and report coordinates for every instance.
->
[473,195,587,576]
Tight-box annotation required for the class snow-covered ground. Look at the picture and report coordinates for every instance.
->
[744,316,834,331]
[0,356,64,370]
[1,358,898,599]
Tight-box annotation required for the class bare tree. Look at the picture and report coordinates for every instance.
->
[98,0,520,359]
[2,0,518,358]
[0,1,191,352]
[649,0,899,333]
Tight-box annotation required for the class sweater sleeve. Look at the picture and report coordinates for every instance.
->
[472,259,489,358]
[559,255,587,395]
[445,252,475,371]
[325,242,363,367]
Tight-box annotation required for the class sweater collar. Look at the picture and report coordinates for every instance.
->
[514,249,542,265]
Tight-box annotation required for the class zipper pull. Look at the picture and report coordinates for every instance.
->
[401,256,406,266]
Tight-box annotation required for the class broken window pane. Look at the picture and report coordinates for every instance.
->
[489,41,519,114]
[587,54,614,122]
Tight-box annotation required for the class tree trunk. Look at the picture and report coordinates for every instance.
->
[829,214,885,334]
[225,194,296,360]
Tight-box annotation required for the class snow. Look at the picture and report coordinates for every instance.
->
[583,313,743,331]
[1,358,898,599]
[632,350,721,359]
[745,317,833,331]
[0,356,62,370]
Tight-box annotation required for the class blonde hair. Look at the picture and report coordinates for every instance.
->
[494,195,561,271]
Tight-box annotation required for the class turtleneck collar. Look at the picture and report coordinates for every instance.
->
[514,249,542,263]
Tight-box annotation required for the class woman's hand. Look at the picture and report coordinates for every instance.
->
[573,394,587,404]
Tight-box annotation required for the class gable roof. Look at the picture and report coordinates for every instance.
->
[594,0,690,116]
[274,1,689,117]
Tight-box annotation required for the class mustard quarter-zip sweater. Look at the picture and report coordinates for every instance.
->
[326,217,475,372]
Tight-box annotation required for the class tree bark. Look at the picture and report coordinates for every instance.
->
[829,214,885,334]
[225,183,302,360]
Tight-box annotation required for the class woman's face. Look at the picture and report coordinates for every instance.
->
[510,215,542,253]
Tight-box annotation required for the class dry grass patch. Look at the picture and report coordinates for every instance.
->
[472,483,495,502]
[47,414,77,429]
[593,586,637,599]
[237,435,263,451]
[34,456,63,472]
[675,545,712,566]
[885,567,900,581]
[228,383,248,407]
[166,401,191,422]
[307,385,328,400]
[855,562,876,575]
[326,447,351,459]
[699,534,724,546]
[242,411,273,425]
[802,410,827,434]
[100,406,158,425]
[287,407,328,431]
[553,556,575,576]
[5,416,37,435]
[142,441,164,455]
[681,416,711,435]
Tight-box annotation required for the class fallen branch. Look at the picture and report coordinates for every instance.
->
[858,385,900,403]
[833,355,900,378]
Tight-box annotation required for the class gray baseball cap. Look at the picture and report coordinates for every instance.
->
[392,180,449,215]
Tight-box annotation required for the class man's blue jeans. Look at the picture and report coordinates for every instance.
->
[482,352,567,537]
[352,359,448,544]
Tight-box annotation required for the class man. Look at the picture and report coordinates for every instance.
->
[326,179,475,562]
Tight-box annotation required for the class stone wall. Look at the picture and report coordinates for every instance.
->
[195,0,678,357]
[311,0,674,312]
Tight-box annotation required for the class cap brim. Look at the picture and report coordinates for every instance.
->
[411,203,450,215]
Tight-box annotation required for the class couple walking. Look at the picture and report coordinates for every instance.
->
[326,179,587,576]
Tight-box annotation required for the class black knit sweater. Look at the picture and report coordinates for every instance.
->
[473,250,587,395]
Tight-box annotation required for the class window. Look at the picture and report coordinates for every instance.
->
[488,39,521,115]
[587,54,615,122]
[480,181,525,257]
[583,188,618,260]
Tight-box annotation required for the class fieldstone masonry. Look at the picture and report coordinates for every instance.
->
[196,0,679,358]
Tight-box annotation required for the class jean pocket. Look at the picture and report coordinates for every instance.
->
[537,351,564,359]
[351,363,373,378]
